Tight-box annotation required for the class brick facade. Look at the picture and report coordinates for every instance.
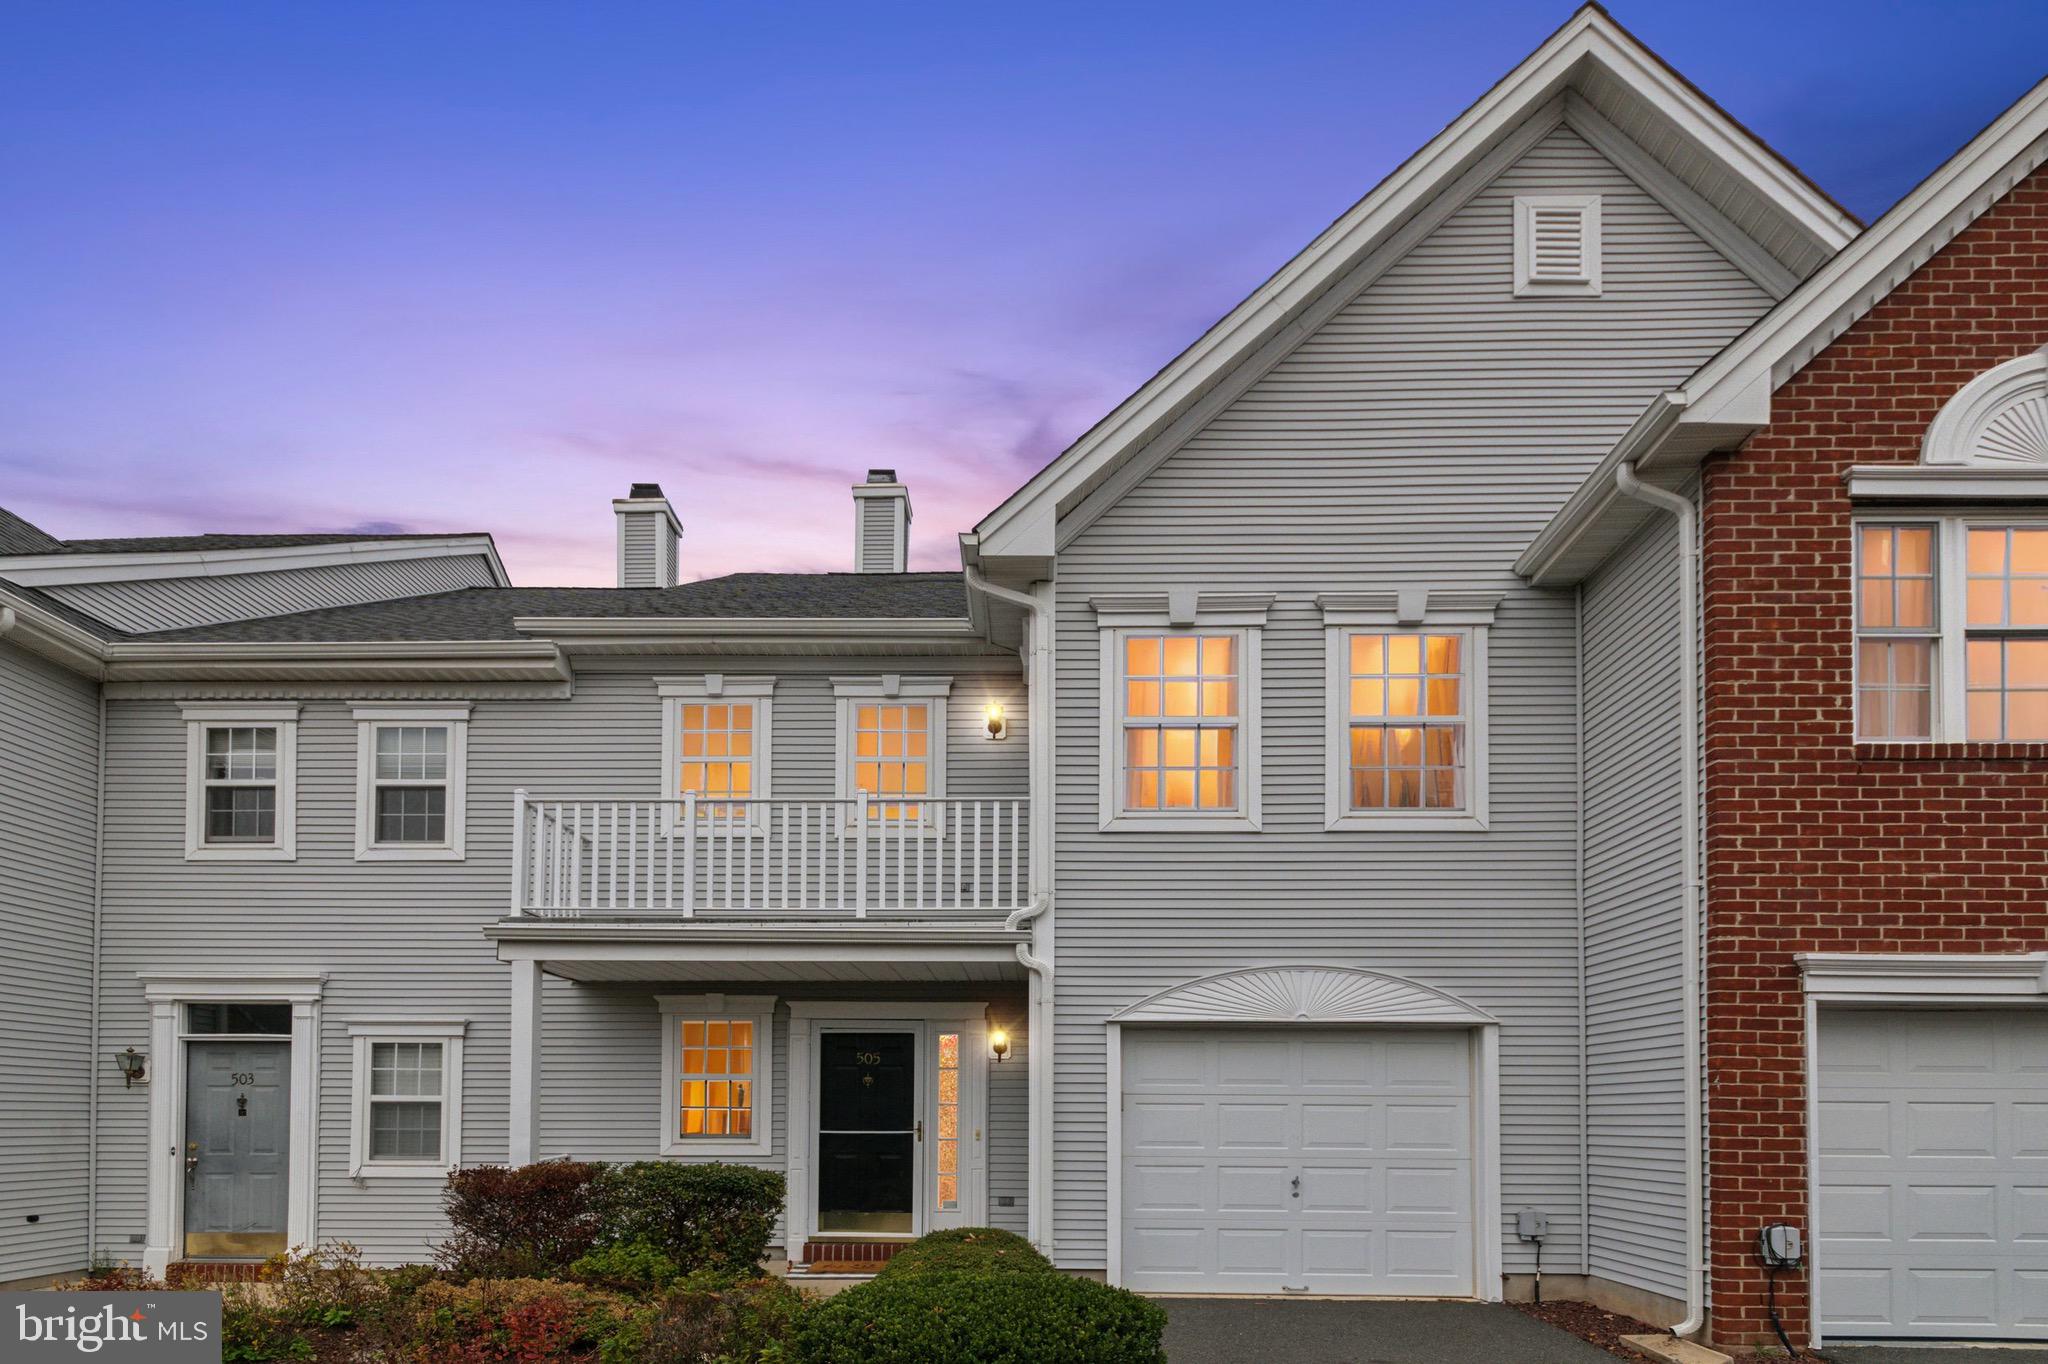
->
[1701,166,2048,1345]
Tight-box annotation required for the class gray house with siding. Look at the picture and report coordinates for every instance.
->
[0,3,1866,1337]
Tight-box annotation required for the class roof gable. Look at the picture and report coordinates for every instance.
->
[967,4,1856,572]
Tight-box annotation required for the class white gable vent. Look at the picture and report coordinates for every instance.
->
[1514,194,1601,297]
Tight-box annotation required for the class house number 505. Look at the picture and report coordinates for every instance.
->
[855,1051,882,1066]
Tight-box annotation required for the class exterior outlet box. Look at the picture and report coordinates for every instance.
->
[1516,1208,1548,1241]
[1759,1223,1803,1267]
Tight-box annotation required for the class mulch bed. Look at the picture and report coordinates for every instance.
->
[1513,1299,1830,1364]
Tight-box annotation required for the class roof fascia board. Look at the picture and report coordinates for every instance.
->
[1560,92,1801,298]
[99,638,571,686]
[0,535,507,588]
[0,592,109,678]
[974,8,1853,562]
[1051,102,1569,555]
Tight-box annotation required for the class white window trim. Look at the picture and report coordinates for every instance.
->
[1092,592,1272,833]
[656,676,776,835]
[657,992,775,1158]
[1319,592,1497,831]
[832,676,950,835]
[1513,193,1602,298]
[1851,515,2048,743]
[347,1019,466,1178]
[182,701,300,861]
[352,703,470,861]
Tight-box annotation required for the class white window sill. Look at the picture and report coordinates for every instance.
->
[351,1162,454,1180]
[355,845,466,862]
[1100,815,1261,834]
[1327,813,1489,833]
[660,1137,771,1159]
[186,844,295,862]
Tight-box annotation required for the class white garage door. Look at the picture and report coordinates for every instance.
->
[1817,1009,2048,1341]
[1120,1027,1475,1295]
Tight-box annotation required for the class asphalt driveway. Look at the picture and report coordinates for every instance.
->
[1832,1350,2048,1363]
[1157,1298,1617,1364]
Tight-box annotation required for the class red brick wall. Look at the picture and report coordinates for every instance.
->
[1702,167,2048,1346]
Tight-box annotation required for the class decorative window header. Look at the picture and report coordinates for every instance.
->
[1088,591,1274,629]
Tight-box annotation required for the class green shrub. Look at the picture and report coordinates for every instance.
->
[796,1269,1166,1364]
[593,1162,785,1275]
[220,1297,315,1363]
[875,1227,1051,1280]
[571,1240,684,1293]
[438,1160,607,1280]
[604,1270,809,1363]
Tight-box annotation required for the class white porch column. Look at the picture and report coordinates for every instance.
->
[141,999,180,1278]
[508,959,543,1165]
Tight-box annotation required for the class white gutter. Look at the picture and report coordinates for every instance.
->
[1613,463,1705,1340]
[965,566,1056,1260]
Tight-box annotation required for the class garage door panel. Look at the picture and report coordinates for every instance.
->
[1121,1027,1475,1297]
[1218,1101,1292,1149]
[1818,1009,2048,1342]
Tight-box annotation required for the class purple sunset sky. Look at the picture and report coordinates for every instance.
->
[3,1,2043,584]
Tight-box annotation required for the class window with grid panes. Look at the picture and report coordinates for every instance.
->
[369,725,450,845]
[675,1017,756,1140]
[1855,524,1938,740]
[1343,631,1468,811]
[367,1042,446,1163]
[1120,633,1239,812]
[202,726,279,842]
[679,702,756,814]
[1964,526,2048,741]
[851,702,930,821]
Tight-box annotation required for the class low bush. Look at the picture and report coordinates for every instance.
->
[438,1160,607,1280]
[607,1271,808,1363]
[796,1268,1166,1364]
[393,1277,637,1364]
[591,1162,785,1276]
[874,1227,1051,1280]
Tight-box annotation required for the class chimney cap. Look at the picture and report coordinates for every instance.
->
[865,469,899,485]
[627,482,666,499]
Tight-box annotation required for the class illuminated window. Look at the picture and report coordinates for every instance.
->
[1119,633,1240,813]
[1855,524,1937,740]
[658,678,776,828]
[676,1018,756,1139]
[935,1032,960,1212]
[834,679,950,829]
[853,702,930,821]
[1344,632,1467,811]
[657,994,774,1156]
[1964,526,2048,740]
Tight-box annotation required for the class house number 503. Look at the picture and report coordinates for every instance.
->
[231,1073,256,1085]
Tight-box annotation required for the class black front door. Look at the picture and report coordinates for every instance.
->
[817,1031,915,1233]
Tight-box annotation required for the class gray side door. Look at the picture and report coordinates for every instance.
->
[183,1040,289,1258]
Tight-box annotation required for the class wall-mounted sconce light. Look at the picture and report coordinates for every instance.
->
[984,702,1007,741]
[115,1047,148,1088]
[989,1028,1010,1062]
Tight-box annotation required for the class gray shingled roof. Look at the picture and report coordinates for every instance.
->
[133,573,970,643]
[0,508,65,555]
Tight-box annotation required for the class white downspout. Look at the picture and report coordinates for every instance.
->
[965,567,1056,1260]
[1613,462,1705,1340]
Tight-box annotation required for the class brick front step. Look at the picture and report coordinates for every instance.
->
[798,1241,908,1271]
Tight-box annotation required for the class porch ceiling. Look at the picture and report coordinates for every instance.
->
[485,917,1030,984]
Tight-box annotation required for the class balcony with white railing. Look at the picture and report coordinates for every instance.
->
[509,792,1030,919]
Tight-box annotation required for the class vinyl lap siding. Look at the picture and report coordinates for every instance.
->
[91,655,1026,1265]
[858,502,896,574]
[43,554,498,633]
[1047,124,1771,1273]
[619,518,659,588]
[1580,513,1687,1301]
[0,641,98,1283]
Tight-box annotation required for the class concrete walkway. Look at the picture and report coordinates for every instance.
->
[1157,1298,1618,1364]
